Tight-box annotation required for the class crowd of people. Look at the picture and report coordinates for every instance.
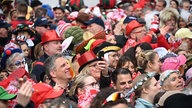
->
[0,0,192,108]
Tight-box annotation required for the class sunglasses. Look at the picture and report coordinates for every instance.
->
[102,92,121,106]
[13,59,25,67]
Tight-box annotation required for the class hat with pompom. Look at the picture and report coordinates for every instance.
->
[56,20,72,38]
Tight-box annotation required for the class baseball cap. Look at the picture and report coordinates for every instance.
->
[53,5,65,13]
[34,17,51,27]
[31,83,64,108]
[84,16,105,29]
[0,86,16,100]
[0,19,11,28]
[161,55,187,72]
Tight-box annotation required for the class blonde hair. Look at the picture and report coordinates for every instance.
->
[132,73,153,99]
[159,8,179,28]
[69,73,91,96]
[137,50,157,71]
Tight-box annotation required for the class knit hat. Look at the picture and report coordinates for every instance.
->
[175,28,192,39]
[56,20,72,38]
[64,26,84,45]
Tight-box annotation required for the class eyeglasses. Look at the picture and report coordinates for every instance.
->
[84,82,99,88]
[102,92,121,106]
[13,59,25,67]
[132,29,146,34]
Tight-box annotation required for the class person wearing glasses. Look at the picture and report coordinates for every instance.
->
[69,74,99,107]
[0,48,26,74]
[133,73,161,108]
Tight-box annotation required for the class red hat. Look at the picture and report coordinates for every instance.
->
[78,51,101,72]
[126,20,144,36]
[31,83,64,108]
[90,39,106,51]
[41,30,63,44]
[75,31,106,54]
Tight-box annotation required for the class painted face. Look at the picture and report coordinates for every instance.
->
[114,74,133,93]
[106,35,117,45]
[163,73,184,91]
[44,40,62,56]
[11,56,25,71]
[88,61,101,80]
[54,9,65,21]
[20,44,29,57]
[108,52,120,68]
[53,57,71,80]
[83,76,99,90]
[146,77,161,99]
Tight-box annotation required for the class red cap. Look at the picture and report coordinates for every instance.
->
[126,20,144,36]
[78,51,100,72]
[41,30,63,44]
[31,83,64,108]
[90,39,106,51]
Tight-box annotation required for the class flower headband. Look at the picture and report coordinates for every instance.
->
[159,70,180,86]
[133,72,156,91]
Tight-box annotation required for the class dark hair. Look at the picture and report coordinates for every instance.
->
[90,87,128,108]
[35,7,47,18]
[157,0,167,8]
[170,0,179,7]
[116,55,135,70]
[135,42,153,52]
[123,47,137,66]
[111,68,132,84]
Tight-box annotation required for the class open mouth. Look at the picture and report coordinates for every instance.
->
[176,83,184,89]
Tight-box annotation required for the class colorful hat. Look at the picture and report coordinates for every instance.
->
[57,20,72,38]
[84,16,105,29]
[126,20,143,36]
[99,0,116,9]
[185,67,192,80]
[41,30,63,45]
[8,68,30,79]
[75,31,106,54]
[69,0,84,11]
[0,86,16,100]
[0,19,11,28]
[0,48,22,69]
[31,83,64,108]
[13,23,35,36]
[161,55,186,72]
[175,28,192,39]
[78,51,101,72]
